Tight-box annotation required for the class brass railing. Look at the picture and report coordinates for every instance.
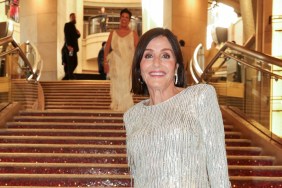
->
[0,21,42,110]
[190,41,282,145]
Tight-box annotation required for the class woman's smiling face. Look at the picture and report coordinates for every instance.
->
[140,36,177,91]
[120,12,130,28]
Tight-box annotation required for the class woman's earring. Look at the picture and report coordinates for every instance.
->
[174,64,179,85]
[138,77,144,85]
[174,74,178,85]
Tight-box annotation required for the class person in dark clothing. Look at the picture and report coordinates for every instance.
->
[63,13,80,80]
[97,41,107,80]
[61,44,68,80]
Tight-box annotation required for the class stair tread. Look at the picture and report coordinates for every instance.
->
[0,143,126,148]
[0,152,274,159]
[20,109,124,114]
[225,138,251,142]
[229,176,282,181]
[0,187,131,188]
[0,143,262,151]
[229,165,282,169]
[45,102,111,105]
[0,153,127,157]
[13,116,123,120]
[226,146,261,150]
[7,122,124,126]
[1,162,282,169]
[1,128,126,133]
[0,135,125,140]
[0,162,128,168]
[227,155,275,160]
[0,173,131,179]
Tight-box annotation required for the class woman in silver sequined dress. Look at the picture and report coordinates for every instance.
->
[124,28,231,188]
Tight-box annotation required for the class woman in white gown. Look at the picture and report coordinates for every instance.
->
[124,28,231,188]
[104,8,139,111]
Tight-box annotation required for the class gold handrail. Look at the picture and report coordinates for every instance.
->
[201,41,282,82]
[0,35,38,81]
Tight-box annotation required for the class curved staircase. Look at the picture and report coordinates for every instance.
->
[0,80,282,187]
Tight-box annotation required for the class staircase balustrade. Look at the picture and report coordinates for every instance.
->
[0,21,42,110]
[190,40,282,148]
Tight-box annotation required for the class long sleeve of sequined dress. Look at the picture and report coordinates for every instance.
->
[124,84,231,188]
[197,85,231,188]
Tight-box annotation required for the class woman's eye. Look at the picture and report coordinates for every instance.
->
[144,53,153,59]
[162,53,171,59]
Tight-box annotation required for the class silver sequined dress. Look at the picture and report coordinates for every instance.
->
[124,84,231,188]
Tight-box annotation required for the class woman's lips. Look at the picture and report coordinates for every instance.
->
[149,71,166,76]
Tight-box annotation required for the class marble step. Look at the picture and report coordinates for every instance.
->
[225,138,252,146]
[0,135,252,147]
[44,105,111,110]
[12,116,124,123]
[224,131,242,139]
[0,153,128,163]
[226,146,262,156]
[18,110,124,117]
[0,129,126,137]
[227,155,275,166]
[0,143,126,154]
[45,95,111,99]
[0,135,126,145]
[45,102,111,106]
[230,176,282,188]
[43,89,110,92]
[229,165,282,177]
[0,128,244,139]
[0,151,274,165]
[0,174,131,187]
[0,162,130,175]
[44,93,110,97]
[0,144,261,155]
[6,122,125,130]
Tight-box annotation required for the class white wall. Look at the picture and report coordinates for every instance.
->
[0,3,7,22]
[142,0,172,33]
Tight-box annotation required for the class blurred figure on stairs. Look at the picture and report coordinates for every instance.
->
[63,13,81,80]
[97,41,107,80]
[104,8,139,111]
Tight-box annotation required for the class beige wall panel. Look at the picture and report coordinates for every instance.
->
[36,0,57,14]
[20,16,38,43]
[37,14,57,43]
[36,43,56,72]
[172,0,207,61]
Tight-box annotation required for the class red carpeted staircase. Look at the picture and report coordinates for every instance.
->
[0,80,282,187]
[0,110,131,187]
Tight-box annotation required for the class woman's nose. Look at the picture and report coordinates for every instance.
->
[152,56,161,67]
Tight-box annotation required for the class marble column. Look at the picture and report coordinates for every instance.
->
[239,0,256,42]
[19,0,58,80]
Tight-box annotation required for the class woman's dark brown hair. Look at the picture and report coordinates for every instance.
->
[131,27,186,95]
[120,8,132,18]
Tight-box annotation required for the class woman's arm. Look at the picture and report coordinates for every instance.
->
[199,85,231,188]
[103,31,113,74]
[133,30,139,48]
